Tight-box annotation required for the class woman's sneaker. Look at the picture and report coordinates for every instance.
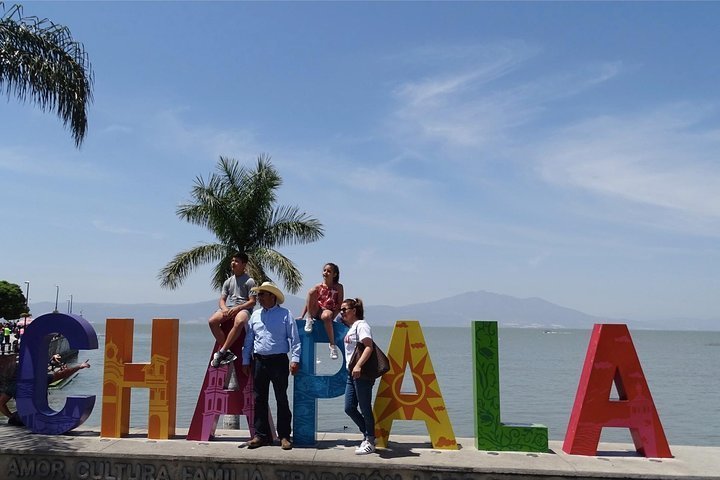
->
[304,316,314,333]
[355,440,375,455]
[329,345,339,359]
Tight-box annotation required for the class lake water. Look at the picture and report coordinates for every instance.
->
[50,323,719,447]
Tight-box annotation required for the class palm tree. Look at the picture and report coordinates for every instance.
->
[0,3,93,147]
[159,155,324,294]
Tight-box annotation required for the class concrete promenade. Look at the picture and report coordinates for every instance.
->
[0,426,717,480]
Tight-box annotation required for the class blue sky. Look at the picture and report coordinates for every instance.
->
[2,2,720,322]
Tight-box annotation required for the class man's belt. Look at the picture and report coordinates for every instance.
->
[253,353,288,360]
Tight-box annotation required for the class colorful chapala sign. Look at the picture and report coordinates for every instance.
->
[14,313,672,458]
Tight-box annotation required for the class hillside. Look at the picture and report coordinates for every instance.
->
[24,290,717,330]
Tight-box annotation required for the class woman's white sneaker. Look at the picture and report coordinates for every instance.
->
[355,440,375,455]
[304,316,314,332]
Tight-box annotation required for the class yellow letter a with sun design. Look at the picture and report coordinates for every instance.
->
[373,320,457,449]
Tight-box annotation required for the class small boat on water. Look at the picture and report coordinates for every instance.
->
[48,370,79,389]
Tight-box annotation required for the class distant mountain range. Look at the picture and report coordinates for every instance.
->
[25,290,719,331]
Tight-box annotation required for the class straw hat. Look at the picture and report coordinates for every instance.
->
[251,282,285,304]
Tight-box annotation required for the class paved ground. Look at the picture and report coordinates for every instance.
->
[0,426,717,480]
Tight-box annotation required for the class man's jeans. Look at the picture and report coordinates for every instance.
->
[253,354,291,439]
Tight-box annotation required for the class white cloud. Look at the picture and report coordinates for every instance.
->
[388,41,538,77]
[352,213,480,244]
[0,146,108,180]
[382,42,720,240]
[144,109,261,162]
[389,43,622,154]
[337,166,434,196]
[528,252,550,268]
[271,147,443,221]
[92,219,164,239]
[354,247,420,274]
[536,104,720,220]
[101,124,133,135]
[90,96,261,162]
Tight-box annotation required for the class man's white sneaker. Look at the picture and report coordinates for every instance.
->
[304,317,314,333]
[355,440,375,455]
[329,345,339,360]
[219,350,237,365]
[210,351,222,368]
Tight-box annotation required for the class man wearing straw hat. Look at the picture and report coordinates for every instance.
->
[241,282,301,450]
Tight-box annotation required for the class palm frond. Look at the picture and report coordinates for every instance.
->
[252,247,304,294]
[158,243,226,290]
[246,258,270,287]
[261,205,324,248]
[242,155,281,218]
[0,3,93,147]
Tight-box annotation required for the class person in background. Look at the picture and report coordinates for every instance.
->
[340,297,376,455]
[0,360,91,426]
[299,262,343,359]
[242,282,300,450]
[48,354,65,372]
[208,252,256,367]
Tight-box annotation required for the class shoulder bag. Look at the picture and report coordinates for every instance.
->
[348,340,390,380]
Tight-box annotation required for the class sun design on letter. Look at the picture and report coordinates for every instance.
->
[374,331,443,423]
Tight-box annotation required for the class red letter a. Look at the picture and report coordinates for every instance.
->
[563,324,671,457]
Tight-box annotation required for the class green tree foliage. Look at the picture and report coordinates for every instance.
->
[0,280,28,320]
[0,2,93,147]
[159,155,324,294]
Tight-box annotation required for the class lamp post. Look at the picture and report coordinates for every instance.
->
[22,281,30,328]
[54,285,60,313]
[69,294,73,314]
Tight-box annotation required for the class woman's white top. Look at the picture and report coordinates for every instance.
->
[344,320,372,365]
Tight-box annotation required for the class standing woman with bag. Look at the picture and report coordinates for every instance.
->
[341,297,376,455]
